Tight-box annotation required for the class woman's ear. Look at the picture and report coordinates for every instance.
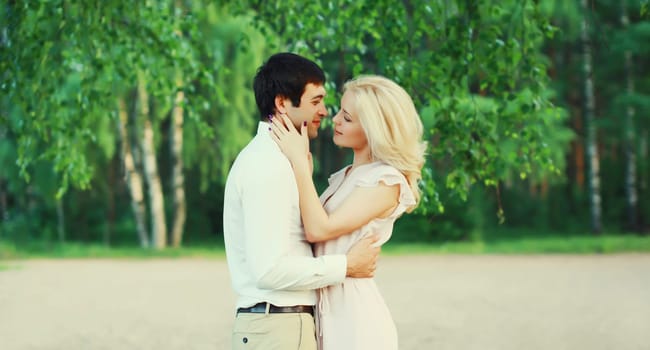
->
[274,95,289,115]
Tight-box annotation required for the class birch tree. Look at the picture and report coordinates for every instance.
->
[138,73,167,249]
[0,127,7,224]
[170,1,187,248]
[117,98,149,248]
[621,0,638,230]
[170,73,186,248]
[581,0,602,233]
[1,1,216,247]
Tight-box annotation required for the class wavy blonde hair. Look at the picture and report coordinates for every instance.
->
[343,75,427,212]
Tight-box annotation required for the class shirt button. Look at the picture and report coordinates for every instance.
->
[242,337,248,344]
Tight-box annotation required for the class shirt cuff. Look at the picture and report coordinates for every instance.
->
[319,254,347,284]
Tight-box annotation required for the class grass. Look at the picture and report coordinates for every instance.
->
[0,241,225,260]
[2,232,650,260]
[383,234,650,255]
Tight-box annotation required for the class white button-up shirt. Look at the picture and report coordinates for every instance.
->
[223,122,347,309]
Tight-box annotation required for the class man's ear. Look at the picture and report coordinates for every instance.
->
[274,95,289,115]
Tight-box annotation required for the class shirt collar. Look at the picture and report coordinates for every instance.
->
[255,121,282,151]
[256,121,274,137]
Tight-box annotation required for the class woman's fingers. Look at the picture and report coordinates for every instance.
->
[269,114,307,145]
[269,128,281,144]
[269,122,283,141]
[301,120,307,137]
[280,114,298,133]
[269,116,287,135]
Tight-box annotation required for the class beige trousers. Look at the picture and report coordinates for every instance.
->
[232,312,317,350]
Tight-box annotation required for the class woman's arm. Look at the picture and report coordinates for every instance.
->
[270,115,398,242]
[293,161,398,242]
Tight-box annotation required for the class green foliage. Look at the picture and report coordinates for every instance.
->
[0,1,267,243]
[1,0,214,195]
[184,3,276,190]
[240,0,572,215]
[539,0,582,42]
[643,1,649,18]
[2,0,648,247]
[395,188,493,242]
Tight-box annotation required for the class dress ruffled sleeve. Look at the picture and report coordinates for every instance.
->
[320,166,350,204]
[356,164,416,215]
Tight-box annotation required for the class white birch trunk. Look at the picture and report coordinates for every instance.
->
[170,3,187,248]
[641,129,648,232]
[581,0,602,234]
[0,180,6,224]
[170,74,186,248]
[642,130,648,192]
[0,128,6,224]
[138,73,167,249]
[118,98,149,248]
[56,197,65,243]
[622,0,638,230]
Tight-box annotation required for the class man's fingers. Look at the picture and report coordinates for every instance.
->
[360,234,380,246]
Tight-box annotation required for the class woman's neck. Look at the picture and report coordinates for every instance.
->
[349,148,373,171]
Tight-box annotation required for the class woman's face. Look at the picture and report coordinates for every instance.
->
[332,91,368,150]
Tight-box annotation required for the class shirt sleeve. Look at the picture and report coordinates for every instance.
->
[242,158,346,291]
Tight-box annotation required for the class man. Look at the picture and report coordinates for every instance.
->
[223,52,379,350]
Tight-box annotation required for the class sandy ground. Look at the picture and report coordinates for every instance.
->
[1,254,649,350]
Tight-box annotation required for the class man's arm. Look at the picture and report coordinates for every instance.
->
[242,158,378,291]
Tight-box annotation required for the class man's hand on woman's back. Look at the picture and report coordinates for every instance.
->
[345,235,380,278]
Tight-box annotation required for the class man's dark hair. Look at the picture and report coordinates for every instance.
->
[253,52,326,120]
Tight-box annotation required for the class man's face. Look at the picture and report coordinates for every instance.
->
[283,83,328,139]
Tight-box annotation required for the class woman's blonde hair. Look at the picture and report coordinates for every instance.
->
[343,75,427,212]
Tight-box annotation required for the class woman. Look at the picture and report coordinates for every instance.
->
[269,75,426,350]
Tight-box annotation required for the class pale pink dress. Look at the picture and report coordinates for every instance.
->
[314,161,415,350]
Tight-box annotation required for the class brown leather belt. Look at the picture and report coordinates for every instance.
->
[237,302,314,316]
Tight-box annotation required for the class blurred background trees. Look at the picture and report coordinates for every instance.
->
[1,0,648,249]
